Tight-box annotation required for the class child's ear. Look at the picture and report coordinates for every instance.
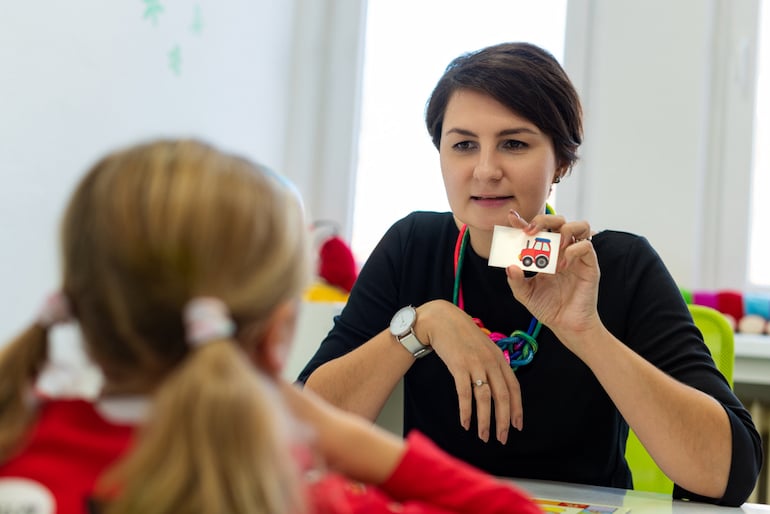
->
[251,300,299,378]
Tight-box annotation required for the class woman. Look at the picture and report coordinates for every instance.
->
[0,139,541,514]
[298,42,762,506]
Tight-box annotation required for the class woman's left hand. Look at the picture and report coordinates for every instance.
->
[505,212,602,348]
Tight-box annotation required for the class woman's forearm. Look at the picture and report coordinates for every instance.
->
[563,324,731,498]
[304,329,415,421]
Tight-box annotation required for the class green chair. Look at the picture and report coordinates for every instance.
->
[624,304,735,494]
[688,304,735,386]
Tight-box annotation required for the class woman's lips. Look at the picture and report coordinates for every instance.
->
[471,195,513,207]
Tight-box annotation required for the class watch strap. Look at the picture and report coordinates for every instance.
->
[398,330,432,358]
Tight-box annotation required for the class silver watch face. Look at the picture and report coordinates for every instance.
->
[390,306,416,336]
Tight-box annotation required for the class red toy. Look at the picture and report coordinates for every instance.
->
[309,220,358,295]
[318,234,357,293]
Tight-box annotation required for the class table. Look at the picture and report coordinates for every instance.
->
[510,478,770,513]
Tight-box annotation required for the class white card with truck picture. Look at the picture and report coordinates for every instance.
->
[488,225,561,274]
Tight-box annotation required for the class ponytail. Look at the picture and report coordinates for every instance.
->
[101,339,305,514]
[0,324,49,461]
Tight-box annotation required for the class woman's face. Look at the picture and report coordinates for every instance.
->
[439,89,561,235]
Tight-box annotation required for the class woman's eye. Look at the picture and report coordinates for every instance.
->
[502,139,527,150]
[452,141,476,152]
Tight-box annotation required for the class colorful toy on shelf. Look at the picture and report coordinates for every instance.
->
[682,288,770,335]
[745,292,770,319]
[304,220,358,303]
[318,234,357,293]
[738,315,768,335]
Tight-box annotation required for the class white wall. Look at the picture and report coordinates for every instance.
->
[0,1,299,343]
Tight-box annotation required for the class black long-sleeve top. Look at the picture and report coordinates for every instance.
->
[298,211,761,506]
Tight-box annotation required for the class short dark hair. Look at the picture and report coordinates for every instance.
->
[425,42,583,173]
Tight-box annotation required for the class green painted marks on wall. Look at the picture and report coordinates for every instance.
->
[168,44,181,76]
[140,1,204,76]
[191,4,203,35]
[143,0,164,26]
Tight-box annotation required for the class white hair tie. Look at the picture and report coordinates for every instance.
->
[183,297,236,347]
[37,292,72,328]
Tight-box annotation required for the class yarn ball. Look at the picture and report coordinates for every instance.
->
[318,235,358,293]
[738,315,768,335]
[744,293,770,320]
[716,290,744,325]
[692,290,719,310]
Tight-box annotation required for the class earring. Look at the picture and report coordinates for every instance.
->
[553,176,561,184]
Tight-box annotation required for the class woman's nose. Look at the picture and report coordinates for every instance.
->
[473,148,503,181]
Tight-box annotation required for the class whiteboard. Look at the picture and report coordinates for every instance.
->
[0,1,296,343]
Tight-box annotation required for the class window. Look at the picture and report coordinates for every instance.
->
[748,1,770,288]
[351,1,568,262]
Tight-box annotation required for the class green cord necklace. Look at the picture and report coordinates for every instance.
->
[451,205,554,370]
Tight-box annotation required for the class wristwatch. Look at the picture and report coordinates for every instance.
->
[389,305,432,358]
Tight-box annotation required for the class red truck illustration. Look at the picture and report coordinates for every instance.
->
[519,237,552,269]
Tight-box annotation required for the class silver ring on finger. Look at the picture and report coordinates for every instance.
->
[474,378,488,387]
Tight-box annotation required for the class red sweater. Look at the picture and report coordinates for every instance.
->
[309,431,543,514]
[0,399,133,514]
[0,399,541,514]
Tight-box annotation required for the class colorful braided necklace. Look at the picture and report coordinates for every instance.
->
[452,205,553,370]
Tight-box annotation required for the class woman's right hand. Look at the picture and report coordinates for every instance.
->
[414,300,523,444]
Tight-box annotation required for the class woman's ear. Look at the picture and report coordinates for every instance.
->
[250,300,299,378]
[549,165,566,197]
[553,162,569,184]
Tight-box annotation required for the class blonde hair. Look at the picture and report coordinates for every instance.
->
[0,139,311,513]
[0,325,48,460]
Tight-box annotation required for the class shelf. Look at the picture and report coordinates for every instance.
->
[735,334,770,386]
[736,333,770,358]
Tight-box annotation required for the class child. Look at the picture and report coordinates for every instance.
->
[0,139,541,514]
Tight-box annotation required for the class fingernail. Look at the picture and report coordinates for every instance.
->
[498,429,509,444]
[480,429,489,442]
[514,416,523,431]
[462,419,470,431]
[510,209,523,221]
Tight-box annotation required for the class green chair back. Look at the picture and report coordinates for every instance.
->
[688,304,735,386]
[624,304,735,494]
